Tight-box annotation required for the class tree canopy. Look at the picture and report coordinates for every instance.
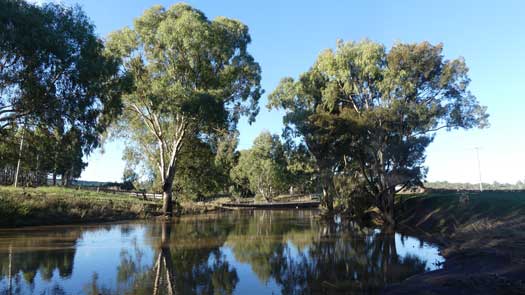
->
[269,40,488,223]
[0,0,123,186]
[231,132,289,202]
[0,0,122,137]
[107,3,262,215]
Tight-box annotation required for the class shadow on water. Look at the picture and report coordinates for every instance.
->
[0,210,443,294]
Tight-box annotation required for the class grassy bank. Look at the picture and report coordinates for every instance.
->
[0,186,233,227]
[386,190,525,294]
[0,186,164,227]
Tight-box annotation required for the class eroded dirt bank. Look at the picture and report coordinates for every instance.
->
[384,191,525,294]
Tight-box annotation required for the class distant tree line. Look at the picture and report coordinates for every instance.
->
[425,181,525,191]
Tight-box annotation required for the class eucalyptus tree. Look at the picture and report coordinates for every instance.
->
[107,4,262,215]
[1,0,123,188]
[0,0,123,139]
[282,141,317,195]
[231,132,288,202]
[269,40,488,224]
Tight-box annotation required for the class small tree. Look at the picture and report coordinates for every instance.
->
[231,132,288,202]
[121,167,138,190]
[107,4,261,216]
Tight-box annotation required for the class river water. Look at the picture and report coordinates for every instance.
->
[0,210,443,294]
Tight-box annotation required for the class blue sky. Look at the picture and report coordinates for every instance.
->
[36,0,524,184]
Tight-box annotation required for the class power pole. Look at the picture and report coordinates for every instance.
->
[474,147,483,192]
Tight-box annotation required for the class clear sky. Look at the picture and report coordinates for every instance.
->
[33,0,525,184]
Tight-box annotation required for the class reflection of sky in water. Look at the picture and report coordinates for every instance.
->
[394,233,444,271]
[0,211,444,294]
[0,225,154,294]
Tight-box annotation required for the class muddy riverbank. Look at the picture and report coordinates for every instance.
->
[385,191,525,294]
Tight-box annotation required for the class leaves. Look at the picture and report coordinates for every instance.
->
[231,132,289,201]
[0,1,124,185]
[108,4,261,206]
[269,40,489,216]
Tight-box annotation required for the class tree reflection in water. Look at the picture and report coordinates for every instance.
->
[0,210,439,294]
[105,217,239,295]
[152,221,175,295]
[226,210,429,294]
[146,217,239,295]
[0,228,80,289]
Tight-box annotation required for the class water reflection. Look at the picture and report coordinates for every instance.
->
[0,210,443,294]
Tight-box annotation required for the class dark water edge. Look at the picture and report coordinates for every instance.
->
[0,210,443,295]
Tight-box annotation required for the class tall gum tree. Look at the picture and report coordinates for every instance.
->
[107,4,261,216]
[269,40,488,224]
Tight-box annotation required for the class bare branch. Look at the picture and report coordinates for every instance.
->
[413,124,453,136]
[129,103,161,139]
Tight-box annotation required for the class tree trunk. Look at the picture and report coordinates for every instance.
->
[379,188,396,228]
[13,128,25,188]
[162,181,174,217]
[63,171,70,187]
[320,169,334,212]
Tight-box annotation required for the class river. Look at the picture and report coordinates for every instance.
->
[0,210,443,294]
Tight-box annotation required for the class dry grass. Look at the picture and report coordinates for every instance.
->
[387,191,525,294]
[397,190,525,261]
[445,216,525,259]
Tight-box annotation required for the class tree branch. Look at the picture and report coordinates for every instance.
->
[414,124,453,136]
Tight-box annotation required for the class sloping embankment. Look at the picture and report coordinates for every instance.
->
[385,190,525,295]
[0,187,162,227]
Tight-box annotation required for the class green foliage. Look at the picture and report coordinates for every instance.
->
[0,0,123,137]
[0,122,88,186]
[0,0,124,185]
[121,167,138,190]
[122,131,240,200]
[269,40,488,222]
[231,132,289,201]
[173,136,225,200]
[282,141,317,194]
[107,4,261,214]
[214,131,241,192]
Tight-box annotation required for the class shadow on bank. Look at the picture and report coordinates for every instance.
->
[385,191,525,295]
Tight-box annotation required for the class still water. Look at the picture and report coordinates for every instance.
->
[0,210,443,294]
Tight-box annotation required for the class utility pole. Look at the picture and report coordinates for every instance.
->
[474,147,483,192]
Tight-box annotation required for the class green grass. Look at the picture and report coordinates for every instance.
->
[0,186,161,202]
[0,186,162,227]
